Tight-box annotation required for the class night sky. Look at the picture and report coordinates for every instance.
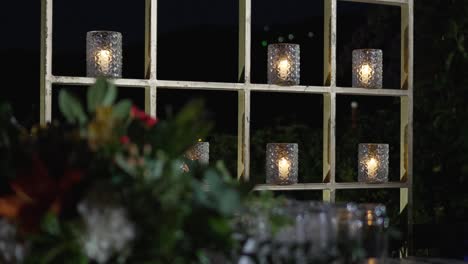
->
[2,0,400,130]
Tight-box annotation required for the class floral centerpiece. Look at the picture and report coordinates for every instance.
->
[0,79,254,263]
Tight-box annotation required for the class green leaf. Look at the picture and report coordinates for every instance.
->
[87,78,117,113]
[59,90,87,125]
[41,213,61,236]
[112,100,132,120]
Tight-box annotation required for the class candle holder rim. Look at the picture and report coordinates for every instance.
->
[358,143,389,146]
[87,30,122,36]
[352,48,383,54]
[266,143,299,146]
[268,43,300,47]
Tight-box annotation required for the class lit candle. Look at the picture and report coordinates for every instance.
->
[358,63,373,85]
[182,142,210,173]
[87,31,123,78]
[366,209,374,226]
[352,49,383,89]
[96,49,112,73]
[278,59,291,80]
[266,143,298,185]
[358,144,389,183]
[366,157,379,178]
[268,44,300,85]
[278,157,291,180]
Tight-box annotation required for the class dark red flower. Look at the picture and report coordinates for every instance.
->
[0,154,83,233]
[120,135,130,145]
[131,106,158,128]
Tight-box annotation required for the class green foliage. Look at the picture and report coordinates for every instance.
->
[0,79,272,263]
[134,100,213,159]
[25,214,87,264]
[86,78,117,113]
[59,91,88,125]
[112,99,132,120]
[411,1,468,225]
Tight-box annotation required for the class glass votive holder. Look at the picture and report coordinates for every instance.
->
[268,44,300,86]
[358,144,389,183]
[266,143,299,185]
[185,142,209,165]
[358,204,389,259]
[333,203,365,263]
[87,31,123,78]
[352,49,383,89]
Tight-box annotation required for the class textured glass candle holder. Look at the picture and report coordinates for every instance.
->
[266,143,299,185]
[359,204,389,259]
[87,31,123,78]
[268,44,300,86]
[358,144,389,183]
[185,142,209,165]
[352,49,383,89]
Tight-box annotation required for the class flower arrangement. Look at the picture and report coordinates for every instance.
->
[0,79,254,263]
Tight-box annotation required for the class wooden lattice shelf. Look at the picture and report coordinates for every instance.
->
[40,0,413,254]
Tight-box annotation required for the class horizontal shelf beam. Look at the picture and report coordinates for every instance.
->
[338,0,407,6]
[51,76,151,88]
[250,84,330,94]
[156,80,244,91]
[254,182,408,191]
[335,182,408,189]
[51,76,409,97]
[335,87,409,97]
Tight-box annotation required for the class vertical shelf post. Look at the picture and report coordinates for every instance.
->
[323,0,337,202]
[400,0,414,256]
[40,0,53,125]
[237,0,251,181]
[145,0,158,117]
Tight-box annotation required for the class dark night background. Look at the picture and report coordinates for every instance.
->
[1,0,468,260]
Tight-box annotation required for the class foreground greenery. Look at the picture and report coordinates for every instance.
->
[0,79,278,263]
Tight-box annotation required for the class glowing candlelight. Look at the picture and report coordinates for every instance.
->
[278,157,291,180]
[278,59,291,80]
[266,143,298,185]
[366,209,374,226]
[358,144,389,183]
[359,64,373,85]
[96,49,112,73]
[352,49,382,89]
[366,157,379,178]
[87,31,122,77]
[268,44,300,85]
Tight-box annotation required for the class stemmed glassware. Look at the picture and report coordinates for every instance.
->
[234,200,389,264]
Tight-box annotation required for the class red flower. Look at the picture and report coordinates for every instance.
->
[131,106,158,128]
[0,154,83,233]
[120,136,130,145]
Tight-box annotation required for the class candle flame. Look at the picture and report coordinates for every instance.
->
[359,64,373,84]
[278,59,291,80]
[278,157,291,180]
[366,209,374,226]
[96,49,112,73]
[366,157,379,178]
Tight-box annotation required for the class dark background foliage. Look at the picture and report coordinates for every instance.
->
[1,0,468,259]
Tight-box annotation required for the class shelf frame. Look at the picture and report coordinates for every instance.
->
[40,0,413,255]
